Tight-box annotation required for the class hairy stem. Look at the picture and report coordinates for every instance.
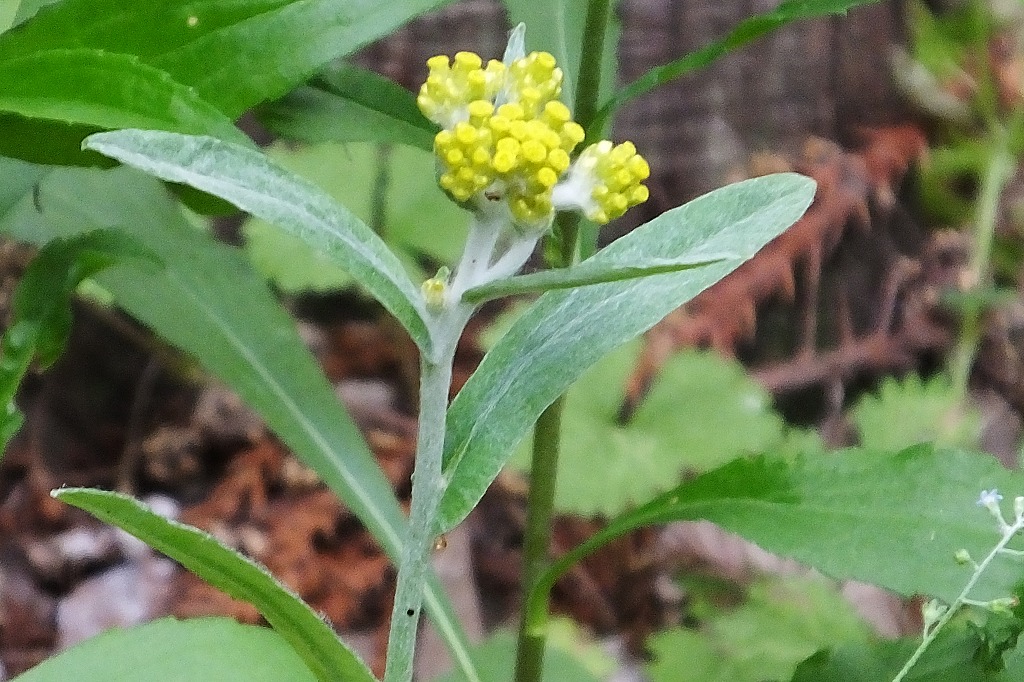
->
[383,350,457,682]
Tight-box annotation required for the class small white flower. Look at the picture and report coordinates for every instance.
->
[978,489,1003,507]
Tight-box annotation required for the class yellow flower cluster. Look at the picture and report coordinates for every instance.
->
[571,140,650,224]
[417,49,648,226]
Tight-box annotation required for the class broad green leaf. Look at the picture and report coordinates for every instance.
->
[852,374,981,451]
[0,164,478,682]
[791,624,996,682]
[508,342,818,516]
[462,254,728,303]
[437,173,816,532]
[0,49,247,164]
[54,487,373,682]
[436,618,614,682]
[84,130,434,354]
[503,0,621,112]
[0,0,456,118]
[258,64,437,151]
[13,616,317,682]
[647,575,871,682]
[542,445,1024,607]
[590,0,880,135]
[242,141,468,292]
[0,229,157,456]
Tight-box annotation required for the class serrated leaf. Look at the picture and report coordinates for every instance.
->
[543,444,1024,607]
[0,229,157,457]
[83,130,434,353]
[54,488,373,682]
[258,64,437,151]
[509,342,816,516]
[591,0,880,134]
[12,617,317,682]
[437,172,816,533]
[852,374,980,451]
[647,575,871,682]
[241,141,468,293]
[0,164,478,682]
[0,48,247,164]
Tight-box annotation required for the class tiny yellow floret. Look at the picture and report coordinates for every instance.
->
[418,47,647,227]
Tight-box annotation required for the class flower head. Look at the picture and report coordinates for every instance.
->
[978,489,1004,508]
[417,47,647,229]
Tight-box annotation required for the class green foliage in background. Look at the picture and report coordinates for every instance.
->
[647,575,871,682]
[852,373,981,451]
[512,341,819,516]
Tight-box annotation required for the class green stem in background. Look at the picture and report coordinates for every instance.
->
[948,129,1015,399]
[513,395,566,682]
[573,0,612,132]
[513,5,613,680]
[571,0,613,261]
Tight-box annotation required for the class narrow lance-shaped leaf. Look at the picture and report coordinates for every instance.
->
[538,445,1024,608]
[84,130,434,354]
[258,64,438,151]
[0,48,248,165]
[588,0,880,137]
[437,173,816,533]
[461,254,730,304]
[0,229,158,456]
[0,165,479,682]
[53,488,375,682]
[12,617,317,682]
[0,0,456,118]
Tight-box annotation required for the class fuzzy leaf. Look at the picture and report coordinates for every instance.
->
[12,617,317,682]
[83,130,434,353]
[437,173,816,532]
[0,164,478,681]
[53,488,373,681]
[462,254,728,303]
[242,141,468,292]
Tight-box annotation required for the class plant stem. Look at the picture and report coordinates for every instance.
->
[574,0,612,132]
[892,514,1024,682]
[948,130,1014,399]
[384,303,471,682]
[513,396,565,682]
[511,6,612,679]
[383,356,453,682]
